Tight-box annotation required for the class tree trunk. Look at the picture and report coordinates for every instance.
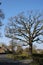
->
[11,39,14,53]
[29,43,32,55]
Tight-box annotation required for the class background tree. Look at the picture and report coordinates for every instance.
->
[0,2,1,5]
[32,45,37,53]
[0,2,5,37]
[5,11,43,55]
[9,39,17,53]
[2,43,12,53]
[40,50,43,54]
[25,47,29,53]
[16,45,23,54]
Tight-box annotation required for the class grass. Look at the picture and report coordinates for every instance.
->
[6,54,43,65]
[6,54,32,60]
[30,61,39,65]
[6,54,15,60]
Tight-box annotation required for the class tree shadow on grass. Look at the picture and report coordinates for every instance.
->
[0,62,30,65]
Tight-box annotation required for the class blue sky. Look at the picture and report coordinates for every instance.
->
[0,0,43,49]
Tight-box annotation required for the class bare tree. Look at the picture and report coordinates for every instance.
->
[0,2,1,5]
[5,11,43,55]
[0,9,4,26]
[0,3,5,37]
[16,45,23,54]
[9,39,17,53]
